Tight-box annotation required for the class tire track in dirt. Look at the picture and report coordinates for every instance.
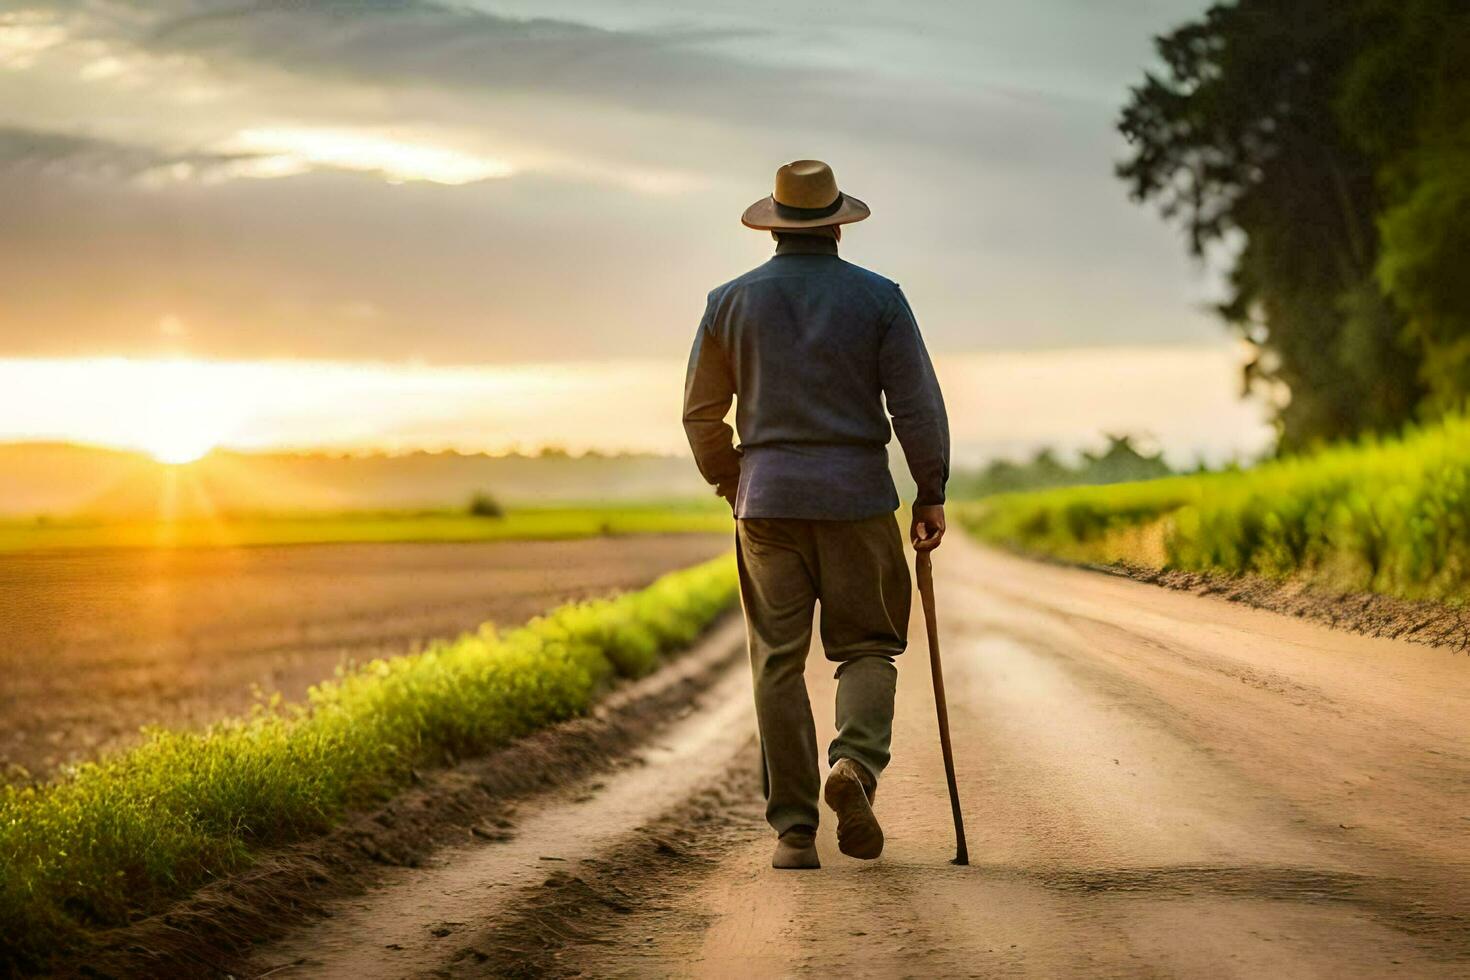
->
[434,752,766,978]
[237,622,756,979]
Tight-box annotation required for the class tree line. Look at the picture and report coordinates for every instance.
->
[950,434,1179,498]
[1119,0,1469,451]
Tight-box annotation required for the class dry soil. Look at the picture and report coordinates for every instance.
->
[0,534,728,778]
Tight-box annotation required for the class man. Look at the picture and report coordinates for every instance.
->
[683,159,949,870]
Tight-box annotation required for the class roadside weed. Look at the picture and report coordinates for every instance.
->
[961,416,1470,602]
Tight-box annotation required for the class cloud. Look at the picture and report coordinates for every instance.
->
[0,125,251,181]
[78,0,783,119]
[0,1,1226,367]
[219,127,515,184]
[0,159,746,363]
[28,0,1074,165]
[0,123,514,188]
[158,2,1085,168]
[0,9,70,68]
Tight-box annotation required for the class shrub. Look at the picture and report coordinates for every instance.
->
[467,491,504,518]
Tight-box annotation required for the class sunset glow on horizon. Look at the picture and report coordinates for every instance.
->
[0,347,1273,467]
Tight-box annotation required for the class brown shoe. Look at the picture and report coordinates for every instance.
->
[824,759,883,859]
[772,825,820,870]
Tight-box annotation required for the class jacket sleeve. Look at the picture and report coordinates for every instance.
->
[879,287,950,507]
[682,300,741,503]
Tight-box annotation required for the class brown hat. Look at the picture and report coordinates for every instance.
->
[740,159,871,231]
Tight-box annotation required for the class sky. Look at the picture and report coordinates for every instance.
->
[0,348,1268,468]
[0,0,1271,465]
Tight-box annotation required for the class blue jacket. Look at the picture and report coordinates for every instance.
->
[682,235,949,520]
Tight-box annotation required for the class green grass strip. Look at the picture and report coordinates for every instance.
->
[0,504,733,553]
[961,414,1470,603]
[0,554,738,970]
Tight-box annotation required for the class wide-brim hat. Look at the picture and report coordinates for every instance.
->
[741,159,870,231]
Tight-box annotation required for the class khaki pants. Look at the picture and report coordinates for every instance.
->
[735,513,911,833]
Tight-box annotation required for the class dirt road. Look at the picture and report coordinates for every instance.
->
[0,534,727,777]
[247,534,1470,978]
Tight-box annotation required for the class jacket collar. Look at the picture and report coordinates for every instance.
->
[774,235,839,257]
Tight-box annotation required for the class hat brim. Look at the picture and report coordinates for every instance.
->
[740,193,870,231]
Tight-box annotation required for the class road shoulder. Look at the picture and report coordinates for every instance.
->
[75,615,749,978]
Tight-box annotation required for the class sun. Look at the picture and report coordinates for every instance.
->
[142,408,219,463]
[138,358,229,465]
[146,433,215,465]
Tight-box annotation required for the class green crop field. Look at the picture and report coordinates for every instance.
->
[0,555,738,971]
[0,502,733,553]
[962,416,1470,603]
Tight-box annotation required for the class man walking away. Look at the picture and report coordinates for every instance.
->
[683,160,950,870]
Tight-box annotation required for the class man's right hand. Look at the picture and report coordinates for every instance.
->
[911,504,945,551]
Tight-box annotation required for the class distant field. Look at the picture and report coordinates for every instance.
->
[0,503,733,553]
[962,415,1470,603]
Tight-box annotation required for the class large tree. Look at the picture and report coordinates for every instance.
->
[1340,0,1470,417]
[1118,0,1424,450]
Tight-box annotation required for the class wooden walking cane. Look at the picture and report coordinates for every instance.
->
[915,549,969,866]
